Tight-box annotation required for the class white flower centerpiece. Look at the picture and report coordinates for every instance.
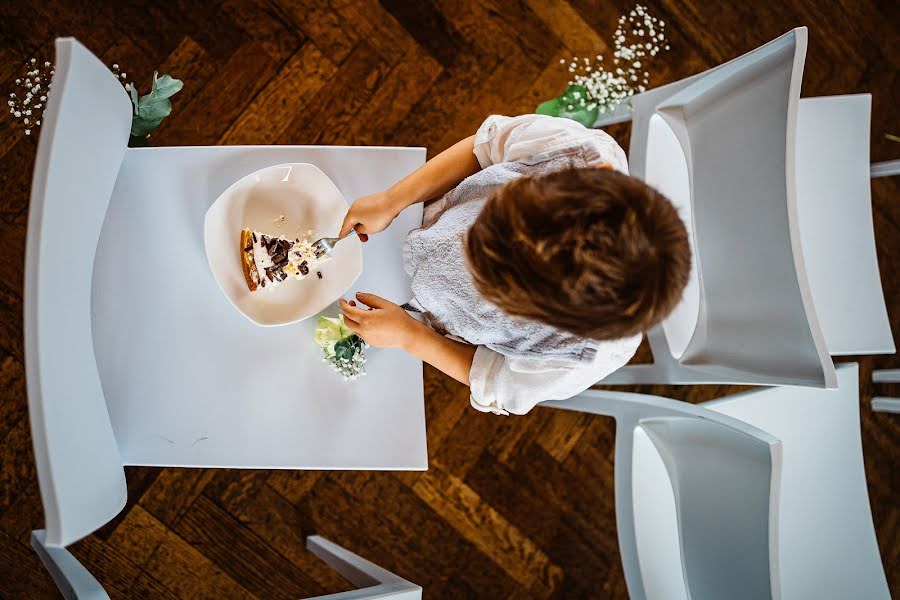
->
[313,315,368,381]
[537,4,670,127]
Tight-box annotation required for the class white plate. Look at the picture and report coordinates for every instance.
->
[204,163,362,326]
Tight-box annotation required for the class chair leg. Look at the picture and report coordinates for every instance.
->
[870,160,900,178]
[871,397,900,414]
[872,369,900,383]
[305,536,422,599]
[31,530,109,600]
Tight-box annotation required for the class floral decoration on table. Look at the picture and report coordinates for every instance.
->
[313,315,368,381]
[537,4,670,127]
[7,56,182,147]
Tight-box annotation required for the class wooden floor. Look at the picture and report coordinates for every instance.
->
[1,0,898,598]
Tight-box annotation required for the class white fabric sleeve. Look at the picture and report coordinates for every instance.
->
[472,114,629,172]
[468,335,641,415]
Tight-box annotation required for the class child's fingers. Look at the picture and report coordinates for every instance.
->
[342,314,362,332]
[355,292,392,309]
[340,298,369,322]
[339,214,358,238]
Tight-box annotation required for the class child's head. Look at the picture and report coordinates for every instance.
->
[464,167,691,340]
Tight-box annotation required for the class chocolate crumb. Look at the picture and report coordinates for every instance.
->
[252,232,257,243]
[316,271,322,279]
[299,261,309,276]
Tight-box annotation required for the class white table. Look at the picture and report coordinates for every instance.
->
[90,145,428,470]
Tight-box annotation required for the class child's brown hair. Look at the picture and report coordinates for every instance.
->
[464,167,691,340]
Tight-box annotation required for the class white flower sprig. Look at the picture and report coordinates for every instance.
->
[561,4,669,114]
[110,63,130,90]
[313,315,368,381]
[7,58,53,136]
[7,58,131,137]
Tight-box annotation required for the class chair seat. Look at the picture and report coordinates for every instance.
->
[794,95,894,355]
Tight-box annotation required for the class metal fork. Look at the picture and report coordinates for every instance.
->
[311,228,357,258]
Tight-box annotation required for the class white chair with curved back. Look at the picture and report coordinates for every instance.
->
[595,27,893,388]
[544,388,783,599]
[544,362,890,599]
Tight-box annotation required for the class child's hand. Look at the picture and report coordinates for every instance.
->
[339,191,401,242]
[339,292,421,349]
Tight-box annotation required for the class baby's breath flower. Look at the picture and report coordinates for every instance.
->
[560,4,669,116]
[8,57,55,136]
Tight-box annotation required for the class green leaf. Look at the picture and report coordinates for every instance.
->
[152,73,183,99]
[129,84,139,115]
[536,96,564,117]
[560,84,589,104]
[536,85,599,127]
[333,337,357,361]
[130,116,161,138]
[137,95,173,121]
[559,104,599,128]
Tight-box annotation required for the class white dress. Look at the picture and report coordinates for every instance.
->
[427,114,642,416]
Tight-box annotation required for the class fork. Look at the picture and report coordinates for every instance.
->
[311,228,357,258]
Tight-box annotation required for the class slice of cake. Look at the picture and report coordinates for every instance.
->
[240,228,329,291]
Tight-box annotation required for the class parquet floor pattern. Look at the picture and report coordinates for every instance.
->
[0,1,898,598]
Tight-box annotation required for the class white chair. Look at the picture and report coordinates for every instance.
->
[305,536,422,599]
[546,362,890,599]
[26,38,427,598]
[596,27,894,387]
[543,389,783,599]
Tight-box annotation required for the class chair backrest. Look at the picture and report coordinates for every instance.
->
[543,391,781,600]
[634,28,837,387]
[640,416,780,600]
[25,38,131,546]
[703,363,890,599]
[794,95,894,355]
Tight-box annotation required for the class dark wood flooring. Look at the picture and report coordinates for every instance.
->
[1,0,898,598]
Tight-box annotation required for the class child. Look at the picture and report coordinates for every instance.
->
[338,114,690,415]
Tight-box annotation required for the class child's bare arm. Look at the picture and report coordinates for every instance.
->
[339,135,480,238]
[340,293,476,386]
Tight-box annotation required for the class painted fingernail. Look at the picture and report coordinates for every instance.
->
[349,301,357,306]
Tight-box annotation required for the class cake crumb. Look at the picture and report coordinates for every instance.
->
[273,214,285,227]
[316,271,323,279]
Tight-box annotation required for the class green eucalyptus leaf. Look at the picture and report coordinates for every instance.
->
[560,84,589,104]
[130,116,162,138]
[559,104,599,128]
[536,96,564,117]
[537,85,598,126]
[333,338,357,361]
[153,73,183,99]
[129,84,139,114]
[137,95,173,121]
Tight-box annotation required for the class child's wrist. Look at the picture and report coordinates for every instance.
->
[399,317,428,352]
[384,186,413,215]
